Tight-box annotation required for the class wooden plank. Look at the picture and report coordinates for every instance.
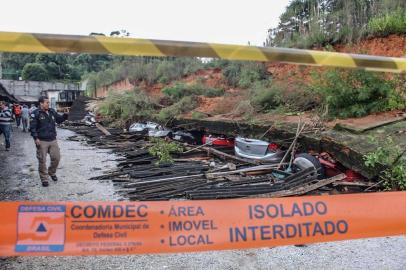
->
[332,181,375,187]
[205,164,282,179]
[251,173,346,198]
[95,123,112,136]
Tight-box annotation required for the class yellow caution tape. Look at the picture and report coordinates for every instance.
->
[0,31,405,73]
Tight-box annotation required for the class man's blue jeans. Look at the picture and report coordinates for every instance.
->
[0,124,11,149]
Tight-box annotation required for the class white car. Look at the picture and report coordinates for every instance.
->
[129,122,147,133]
[234,137,285,163]
[129,121,172,138]
[83,112,96,126]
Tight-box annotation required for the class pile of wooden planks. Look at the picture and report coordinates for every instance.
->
[63,123,362,201]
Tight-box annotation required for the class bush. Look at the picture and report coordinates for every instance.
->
[162,83,224,101]
[21,63,49,81]
[368,10,406,36]
[128,62,147,81]
[191,111,207,119]
[98,88,157,123]
[156,61,183,82]
[238,63,268,88]
[280,84,320,112]
[310,69,405,118]
[364,137,406,191]
[223,63,241,87]
[249,82,281,111]
[148,138,183,165]
[222,62,269,89]
[156,96,198,122]
[232,100,255,118]
[87,57,204,88]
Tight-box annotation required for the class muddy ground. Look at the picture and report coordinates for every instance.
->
[0,126,405,270]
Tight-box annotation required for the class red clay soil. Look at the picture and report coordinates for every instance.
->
[135,35,406,128]
[268,34,406,83]
[334,34,406,57]
[183,68,225,89]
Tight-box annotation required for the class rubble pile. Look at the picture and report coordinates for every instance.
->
[63,122,375,201]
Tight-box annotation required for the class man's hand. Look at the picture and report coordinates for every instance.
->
[35,139,41,147]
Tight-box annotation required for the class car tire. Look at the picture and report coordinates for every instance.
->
[293,153,325,179]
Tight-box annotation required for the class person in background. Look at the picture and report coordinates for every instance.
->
[21,105,30,132]
[13,103,22,129]
[29,104,37,114]
[30,96,68,187]
[0,102,13,151]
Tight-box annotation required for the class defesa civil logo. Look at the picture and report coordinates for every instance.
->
[16,205,66,252]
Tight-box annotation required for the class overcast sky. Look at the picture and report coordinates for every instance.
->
[0,0,290,46]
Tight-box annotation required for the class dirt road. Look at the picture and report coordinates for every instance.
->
[0,127,405,270]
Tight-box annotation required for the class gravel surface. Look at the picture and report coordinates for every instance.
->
[0,127,405,270]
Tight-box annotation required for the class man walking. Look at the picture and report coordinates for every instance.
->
[0,102,12,151]
[13,103,22,129]
[21,105,30,132]
[30,96,67,187]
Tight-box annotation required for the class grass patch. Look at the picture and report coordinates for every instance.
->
[162,83,224,101]
[368,10,406,37]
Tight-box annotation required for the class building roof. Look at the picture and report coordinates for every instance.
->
[14,95,38,102]
[0,82,18,103]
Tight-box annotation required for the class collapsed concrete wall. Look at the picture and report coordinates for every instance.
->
[172,119,390,180]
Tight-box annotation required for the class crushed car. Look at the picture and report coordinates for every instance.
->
[129,121,172,138]
[83,111,96,126]
[172,130,197,144]
[234,137,285,163]
[202,135,235,147]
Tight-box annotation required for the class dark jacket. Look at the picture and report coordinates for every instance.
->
[30,108,66,141]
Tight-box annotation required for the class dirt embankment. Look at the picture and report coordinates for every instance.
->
[90,35,404,128]
[138,35,406,124]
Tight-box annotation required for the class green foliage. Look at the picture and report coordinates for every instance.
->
[238,63,268,88]
[249,81,319,113]
[249,82,281,111]
[156,96,198,122]
[222,61,269,88]
[310,69,405,118]
[364,136,406,190]
[162,83,224,101]
[2,52,113,81]
[368,10,406,36]
[222,63,241,87]
[364,137,396,166]
[281,85,320,112]
[84,57,204,92]
[191,111,207,120]
[267,0,406,48]
[148,138,183,165]
[232,100,256,119]
[21,63,49,81]
[98,88,157,124]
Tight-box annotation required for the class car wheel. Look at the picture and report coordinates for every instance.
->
[293,153,325,179]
